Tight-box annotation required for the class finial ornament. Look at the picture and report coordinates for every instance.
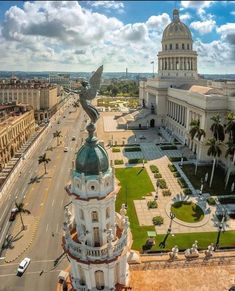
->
[79,65,103,138]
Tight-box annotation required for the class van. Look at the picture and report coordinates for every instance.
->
[58,271,69,284]
[64,147,68,152]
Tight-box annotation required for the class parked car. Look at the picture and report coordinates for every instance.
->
[9,208,18,222]
[64,147,68,152]
[17,258,31,274]
[71,136,76,141]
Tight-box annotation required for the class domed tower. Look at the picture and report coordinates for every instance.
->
[62,67,131,291]
[158,9,198,79]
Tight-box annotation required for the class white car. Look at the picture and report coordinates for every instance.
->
[64,147,68,152]
[17,258,31,274]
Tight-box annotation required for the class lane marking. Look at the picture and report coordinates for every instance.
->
[0,222,10,245]
[51,199,55,208]
[0,205,8,223]
[46,223,49,232]
[56,224,59,233]
[60,200,63,208]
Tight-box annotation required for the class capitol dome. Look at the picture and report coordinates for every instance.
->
[162,9,192,41]
[75,136,109,176]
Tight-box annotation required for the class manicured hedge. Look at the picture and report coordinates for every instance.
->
[162,189,172,196]
[128,158,147,164]
[150,165,159,173]
[147,200,158,209]
[154,173,162,179]
[207,197,216,205]
[124,147,141,152]
[153,216,164,225]
[183,188,192,195]
[158,179,167,189]
[160,145,178,150]
[168,164,177,172]
[173,171,181,178]
[114,159,124,165]
[112,148,121,152]
[178,177,188,188]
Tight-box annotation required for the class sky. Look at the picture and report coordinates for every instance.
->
[0,1,234,74]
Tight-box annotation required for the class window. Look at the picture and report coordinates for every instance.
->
[170,44,172,50]
[95,271,104,290]
[182,44,185,50]
[106,207,110,219]
[176,43,179,50]
[165,44,167,50]
[187,44,190,50]
[91,211,98,222]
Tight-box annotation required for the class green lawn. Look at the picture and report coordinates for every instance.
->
[115,167,155,250]
[182,164,234,196]
[115,167,235,252]
[171,201,204,223]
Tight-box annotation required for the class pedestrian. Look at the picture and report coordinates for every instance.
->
[52,232,54,237]
[39,270,44,276]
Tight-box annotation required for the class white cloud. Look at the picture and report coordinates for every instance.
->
[190,19,216,34]
[88,1,124,10]
[231,11,235,16]
[180,1,214,19]
[146,13,170,31]
[217,23,235,45]
[180,13,191,21]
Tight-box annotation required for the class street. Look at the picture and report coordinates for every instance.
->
[0,99,85,291]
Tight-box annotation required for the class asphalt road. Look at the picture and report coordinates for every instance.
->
[0,99,86,291]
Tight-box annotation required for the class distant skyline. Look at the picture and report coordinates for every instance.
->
[0,1,234,73]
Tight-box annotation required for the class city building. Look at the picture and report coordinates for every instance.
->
[0,105,35,171]
[0,79,58,123]
[62,123,133,290]
[139,9,235,167]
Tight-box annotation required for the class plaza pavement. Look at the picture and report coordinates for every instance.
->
[98,112,235,235]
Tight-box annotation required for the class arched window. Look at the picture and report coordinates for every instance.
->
[95,270,104,290]
[169,44,172,50]
[106,207,110,218]
[182,43,185,50]
[176,43,179,50]
[165,44,167,50]
[80,209,84,220]
[187,44,190,50]
[91,211,98,222]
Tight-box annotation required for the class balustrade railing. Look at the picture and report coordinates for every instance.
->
[64,226,128,261]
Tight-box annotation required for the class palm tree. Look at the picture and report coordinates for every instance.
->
[210,114,225,142]
[38,153,51,174]
[206,138,222,187]
[189,119,206,175]
[225,112,235,141]
[189,119,206,141]
[15,201,31,230]
[73,101,80,111]
[53,130,62,146]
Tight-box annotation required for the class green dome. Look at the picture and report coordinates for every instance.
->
[75,137,109,175]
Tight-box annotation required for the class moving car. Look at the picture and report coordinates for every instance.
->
[64,147,68,152]
[71,136,76,141]
[17,258,31,274]
[9,208,18,222]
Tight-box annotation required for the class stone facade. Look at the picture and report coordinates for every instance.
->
[139,9,235,169]
[0,106,35,170]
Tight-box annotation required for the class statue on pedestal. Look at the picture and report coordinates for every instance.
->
[169,245,179,260]
[205,243,214,258]
[184,240,199,258]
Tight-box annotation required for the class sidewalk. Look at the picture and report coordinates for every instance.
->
[4,214,38,263]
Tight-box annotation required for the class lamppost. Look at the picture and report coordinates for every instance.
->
[199,177,204,197]
[215,208,227,250]
[155,180,159,199]
[168,211,176,233]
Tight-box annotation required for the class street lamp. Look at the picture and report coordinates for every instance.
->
[199,177,204,197]
[215,208,227,250]
[168,211,176,233]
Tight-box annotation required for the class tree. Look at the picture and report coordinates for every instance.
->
[189,119,206,174]
[189,119,206,141]
[206,138,222,187]
[15,201,31,230]
[210,114,225,142]
[38,153,51,174]
[73,101,80,111]
[111,87,118,97]
[225,112,235,142]
[53,130,62,146]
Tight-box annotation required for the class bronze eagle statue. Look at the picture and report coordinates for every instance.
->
[79,65,103,124]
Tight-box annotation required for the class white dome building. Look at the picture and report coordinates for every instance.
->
[158,9,198,79]
[139,9,235,169]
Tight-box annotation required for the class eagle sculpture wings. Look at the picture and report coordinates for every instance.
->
[79,65,103,124]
